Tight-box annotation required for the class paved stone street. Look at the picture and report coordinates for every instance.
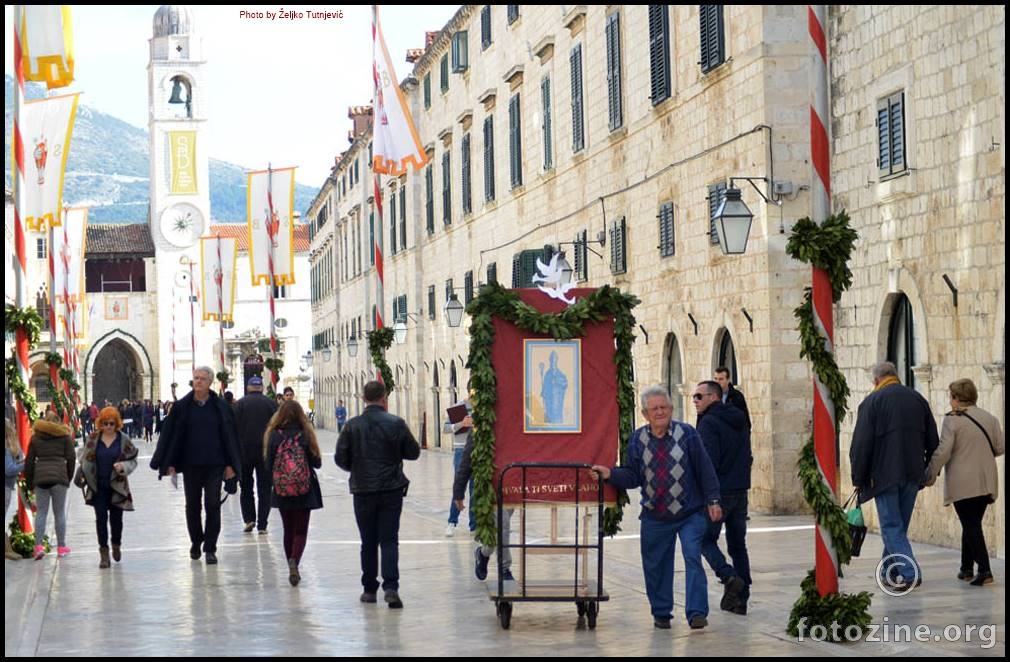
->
[5,429,1004,656]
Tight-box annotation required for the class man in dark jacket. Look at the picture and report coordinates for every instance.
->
[151,366,241,565]
[714,366,751,431]
[234,376,278,534]
[335,380,420,609]
[694,380,753,615]
[850,362,939,589]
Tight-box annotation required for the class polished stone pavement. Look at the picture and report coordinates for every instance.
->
[5,429,1004,656]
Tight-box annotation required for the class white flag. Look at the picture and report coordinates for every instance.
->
[21,93,79,230]
[201,236,237,321]
[53,207,87,339]
[247,168,296,286]
[21,6,75,90]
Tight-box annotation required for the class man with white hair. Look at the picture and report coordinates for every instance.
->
[152,366,242,565]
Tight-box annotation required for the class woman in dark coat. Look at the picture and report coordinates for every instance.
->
[76,406,139,568]
[25,411,75,559]
[264,400,323,586]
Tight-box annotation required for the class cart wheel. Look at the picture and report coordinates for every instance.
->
[587,602,598,630]
[576,601,587,617]
[498,602,513,629]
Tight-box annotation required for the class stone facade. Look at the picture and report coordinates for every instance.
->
[308,5,1005,552]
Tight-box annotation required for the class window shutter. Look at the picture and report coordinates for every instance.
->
[658,202,675,257]
[464,270,474,303]
[442,151,452,225]
[428,285,436,319]
[700,5,725,74]
[440,54,449,92]
[708,182,727,245]
[424,73,431,108]
[610,217,627,275]
[389,190,397,255]
[574,229,588,282]
[507,6,519,24]
[511,253,522,288]
[509,93,523,188]
[445,278,454,303]
[481,5,492,49]
[606,12,623,131]
[541,76,553,170]
[570,44,585,152]
[487,262,498,285]
[399,187,407,251]
[461,133,472,215]
[484,115,496,201]
[648,5,670,105]
[889,92,905,171]
[369,211,375,265]
[452,31,468,72]
[425,165,434,234]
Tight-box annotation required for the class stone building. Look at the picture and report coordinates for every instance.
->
[307,4,1004,551]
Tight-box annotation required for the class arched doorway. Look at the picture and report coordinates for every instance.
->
[662,333,684,421]
[887,293,915,388]
[715,328,738,384]
[92,339,142,405]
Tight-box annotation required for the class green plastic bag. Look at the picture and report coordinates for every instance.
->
[844,490,867,556]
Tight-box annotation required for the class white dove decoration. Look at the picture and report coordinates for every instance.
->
[532,252,577,305]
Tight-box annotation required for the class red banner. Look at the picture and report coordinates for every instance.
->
[492,289,618,505]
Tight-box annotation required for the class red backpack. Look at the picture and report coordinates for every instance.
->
[272,432,311,497]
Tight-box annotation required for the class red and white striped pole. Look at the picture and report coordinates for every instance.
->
[13,6,34,535]
[216,235,227,394]
[48,214,62,413]
[265,166,279,393]
[809,5,838,597]
[371,6,384,333]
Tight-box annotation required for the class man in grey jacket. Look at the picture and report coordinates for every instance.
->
[335,381,420,608]
[850,362,939,589]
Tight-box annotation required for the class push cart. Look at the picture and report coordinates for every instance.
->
[488,462,608,630]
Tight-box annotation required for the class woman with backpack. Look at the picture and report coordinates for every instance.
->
[264,400,322,586]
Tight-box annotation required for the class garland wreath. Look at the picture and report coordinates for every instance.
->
[465,283,639,548]
[43,352,78,432]
[366,327,395,395]
[784,212,872,640]
[216,370,231,388]
[5,305,44,423]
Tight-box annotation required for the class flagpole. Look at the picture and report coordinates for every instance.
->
[48,211,62,415]
[13,5,34,535]
[216,235,227,394]
[371,5,385,337]
[265,164,279,393]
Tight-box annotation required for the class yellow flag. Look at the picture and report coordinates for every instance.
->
[21,6,75,90]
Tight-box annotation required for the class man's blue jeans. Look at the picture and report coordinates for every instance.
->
[701,490,751,598]
[640,510,709,621]
[448,447,476,531]
[875,482,921,583]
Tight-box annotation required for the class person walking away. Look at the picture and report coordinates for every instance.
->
[75,407,139,568]
[335,400,347,433]
[445,393,476,537]
[924,378,1004,586]
[234,376,279,534]
[151,366,242,565]
[335,380,420,608]
[850,361,939,588]
[5,421,25,560]
[265,400,323,586]
[453,429,514,582]
[25,411,76,560]
[693,380,753,614]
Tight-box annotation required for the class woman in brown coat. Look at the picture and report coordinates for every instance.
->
[76,407,139,568]
[25,411,75,559]
[925,379,1005,586]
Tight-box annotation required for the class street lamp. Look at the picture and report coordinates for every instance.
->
[321,344,332,362]
[712,187,754,255]
[393,321,408,345]
[555,252,574,286]
[444,293,465,328]
[347,334,359,357]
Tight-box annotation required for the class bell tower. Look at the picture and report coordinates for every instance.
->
[149,5,210,397]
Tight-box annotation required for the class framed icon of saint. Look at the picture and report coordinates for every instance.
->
[523,339,581,433]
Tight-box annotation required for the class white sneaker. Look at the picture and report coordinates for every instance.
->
[444,523,457,537]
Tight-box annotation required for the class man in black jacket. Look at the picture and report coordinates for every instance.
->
[151,366,241,565]
[335,380,420,608]
[694,380,753,615]
[850,362,938,589]
[234,376,278,534]
[714,366,751,431]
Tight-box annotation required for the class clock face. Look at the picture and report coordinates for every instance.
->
[159,203,205,248]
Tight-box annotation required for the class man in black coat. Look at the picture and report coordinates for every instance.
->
[714,366,751,431]
[151,366,241,565]
[234,376,278,534]
[694,380,753,615]
[850,361,938,589]
[335,380,420,608]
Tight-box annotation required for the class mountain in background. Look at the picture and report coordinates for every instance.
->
[4,76,315,224]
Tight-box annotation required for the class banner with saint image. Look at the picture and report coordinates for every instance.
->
[19,93,79,230]
[246,167,296,285]
[53,206,87,338]
[200,236,237,322]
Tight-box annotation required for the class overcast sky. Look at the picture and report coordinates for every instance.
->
[5,5,460,187]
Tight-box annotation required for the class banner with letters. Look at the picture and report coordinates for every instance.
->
[246,167,296,286]
[200,236,237,322]
[168,131,198,194]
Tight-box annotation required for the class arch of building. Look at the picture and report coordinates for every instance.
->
[874,268,930,394]
[84,330,155,404]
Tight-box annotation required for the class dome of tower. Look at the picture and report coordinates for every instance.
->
[153,6,195,38]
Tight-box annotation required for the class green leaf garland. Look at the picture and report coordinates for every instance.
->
[466,283,638,547]
[366,327,395,394]
[784,211,871,636]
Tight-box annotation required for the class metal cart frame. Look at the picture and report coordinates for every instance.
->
[489,462,609,629]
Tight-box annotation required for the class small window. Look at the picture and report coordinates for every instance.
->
[541,76,553,170]
[481,5,492,50]
[610,217,627,275]
[461,133,472,215]
[452,31,468,73]
[877,91,907,178]
[509,93,523,189]
[428,285,437,320]
[570,44,585,153]
[507,5,519,25]
[699,5,726,74]
[487,262,498,285]
[605,12,623,131]
[648,5,671,105]
[440,54,449,93]
[464,270,474,304]
[442,151,452,225]
[658,202,675,257]
[425,165,435,234]
[483,115,496,202]
[423,73,431,109]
